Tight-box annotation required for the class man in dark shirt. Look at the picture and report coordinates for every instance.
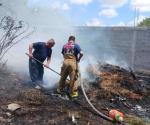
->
[28,39,55,85]
[57,36,83,98]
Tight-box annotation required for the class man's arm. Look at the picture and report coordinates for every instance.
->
[77,51,83,62]
[29,43,33,57]
[44,49,52,68]
[75,44,83,62]
[44,57,51,68]
[62,46,64,55]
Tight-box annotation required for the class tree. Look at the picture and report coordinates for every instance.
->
[138,17,150,27]
[0,16,35,62]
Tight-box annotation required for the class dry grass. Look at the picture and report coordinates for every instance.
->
[98,72,143,99]
[20,89,46,105]
[125,115,150,125]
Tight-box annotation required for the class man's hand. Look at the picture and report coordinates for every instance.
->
[28,53,33,58]
[44,63,49,68]
[77,58,80,63]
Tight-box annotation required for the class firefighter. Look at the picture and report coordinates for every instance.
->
[57,36,83,98]
[28,39,55,87]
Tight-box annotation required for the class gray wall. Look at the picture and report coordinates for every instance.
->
[75,27,150,71]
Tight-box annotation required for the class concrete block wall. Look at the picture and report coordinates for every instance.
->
[75,27,150,71]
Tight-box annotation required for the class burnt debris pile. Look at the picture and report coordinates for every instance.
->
[86,63,150,100]
[84,63,150,124]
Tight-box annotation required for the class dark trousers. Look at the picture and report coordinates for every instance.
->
[29,58,44,82]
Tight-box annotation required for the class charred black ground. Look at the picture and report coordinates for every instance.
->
[0,63,150,125]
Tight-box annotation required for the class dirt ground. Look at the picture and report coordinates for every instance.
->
[0,66,114,125]
[86,63,150,123]
[0,63,150,125]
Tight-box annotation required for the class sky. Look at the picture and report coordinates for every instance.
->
[1,0,148,86]
[0,0,150,27]
[24,0,150,26]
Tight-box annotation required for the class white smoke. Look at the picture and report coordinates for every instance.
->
[1,0,75,88]
[74,27,129,69]
[0,0,129,89]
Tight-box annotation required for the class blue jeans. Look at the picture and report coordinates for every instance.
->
[29,58,44,82]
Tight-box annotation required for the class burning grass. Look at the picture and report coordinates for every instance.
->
[87,63,147,100]
[85,63,150,124]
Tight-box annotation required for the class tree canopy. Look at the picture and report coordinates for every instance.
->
[138,17,150,27]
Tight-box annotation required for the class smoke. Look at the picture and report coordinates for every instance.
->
[0,0,129,89]
[74,27,129,69]
[1,0,75,88]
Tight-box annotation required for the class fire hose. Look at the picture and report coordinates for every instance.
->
[26,53,129,125]
[78,69,130,125]
[78,71,113,122]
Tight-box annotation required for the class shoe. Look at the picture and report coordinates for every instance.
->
[59,94,69,100]
[70,91,78,98]
[35,85,41,90]
[56,88,62,94]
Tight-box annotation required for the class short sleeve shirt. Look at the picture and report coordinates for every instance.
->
[32,42,52,62]
[62,43,81,59]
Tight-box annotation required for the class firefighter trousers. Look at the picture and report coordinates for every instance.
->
[58,59,78,93]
